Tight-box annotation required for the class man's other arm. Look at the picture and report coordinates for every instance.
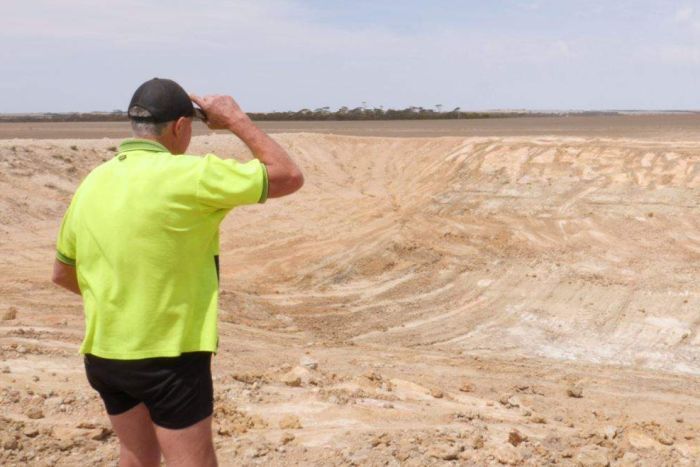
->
[190,94,304,198]
[52,259,81,295]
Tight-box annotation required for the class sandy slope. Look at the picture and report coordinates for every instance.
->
[0,133,699,466]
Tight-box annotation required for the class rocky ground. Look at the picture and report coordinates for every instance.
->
[0,131,699,465]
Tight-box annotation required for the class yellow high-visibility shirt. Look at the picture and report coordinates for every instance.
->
[56,138,268,359]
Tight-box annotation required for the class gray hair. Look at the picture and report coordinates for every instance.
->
[128,106,169,137]
[130,120,169,137]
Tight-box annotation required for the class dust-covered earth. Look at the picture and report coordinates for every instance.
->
[0,129,699,465]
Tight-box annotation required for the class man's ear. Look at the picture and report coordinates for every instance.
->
[174,116,190,137]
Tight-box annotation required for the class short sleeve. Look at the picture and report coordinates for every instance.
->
[197,154,268,210]
[56,195,78,266]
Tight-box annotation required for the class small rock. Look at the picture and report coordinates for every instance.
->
[370,432,390,447]
[472,433,485,449]
[574,445,609,467]
[655,431,674,446]
[299,356,318,370]
[508,429,526,447]
[1,366,10,374]
[600,425,618,440]
[32,376,39,382]
[58,439,76,451]
[278,415,302,430]
[281,366,314,386]
[281,433,295,445]
[566,384,583,398]
[393,449,411,462]
[427,444,462,461]
[23,427,39,438]
[363,371,383,383]
[281,373,301,387]
[459,382,474,392]
[618,452,640,466]
[454,411,479,422]
[77,422,97,429]
[431,389,444,399]
[90,427,112,441]
[2,437,19,450]
[62,395,75,405]
[495,444,523,465]
[16,345,27,354]
[531,415,547,424]
[675,417,684,423]
[7,390,20,403]
[25,407,44,419]
[1,307,17,321]
[498,394,521,408]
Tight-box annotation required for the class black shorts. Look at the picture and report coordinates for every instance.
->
[84,352,214,430]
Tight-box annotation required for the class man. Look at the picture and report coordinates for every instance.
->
[52,78,303,467]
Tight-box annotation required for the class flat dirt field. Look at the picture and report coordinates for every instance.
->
[1,118,699,466]
[3,113,700,139]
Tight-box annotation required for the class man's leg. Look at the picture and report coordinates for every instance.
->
[108,403,161,467]
[154,415,217,467]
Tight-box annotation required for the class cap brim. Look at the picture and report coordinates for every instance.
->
[193,108,207,121]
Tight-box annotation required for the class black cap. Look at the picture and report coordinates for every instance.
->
[128,78,194,123]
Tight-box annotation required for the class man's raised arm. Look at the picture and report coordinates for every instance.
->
[190,94,304,198]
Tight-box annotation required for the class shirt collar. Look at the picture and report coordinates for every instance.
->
[118,138,171,154]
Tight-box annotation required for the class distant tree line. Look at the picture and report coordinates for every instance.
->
[0,108,625,123]
[247,106,502,121]
[0,111,129,123]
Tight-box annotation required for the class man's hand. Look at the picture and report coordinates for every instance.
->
[189,92,304,198]
[190,94,250,133]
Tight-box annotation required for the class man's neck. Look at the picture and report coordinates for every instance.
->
[131,135,175,154]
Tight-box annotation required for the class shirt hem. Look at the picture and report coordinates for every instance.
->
[80,346,218,360]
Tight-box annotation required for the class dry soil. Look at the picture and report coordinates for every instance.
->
[0,128,699,465]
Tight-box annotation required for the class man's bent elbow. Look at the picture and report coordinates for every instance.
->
[289,169,304,193]
[283,168,304,196]
[268,168,304,198]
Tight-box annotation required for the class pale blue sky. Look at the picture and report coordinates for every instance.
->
[3,0,700,112]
